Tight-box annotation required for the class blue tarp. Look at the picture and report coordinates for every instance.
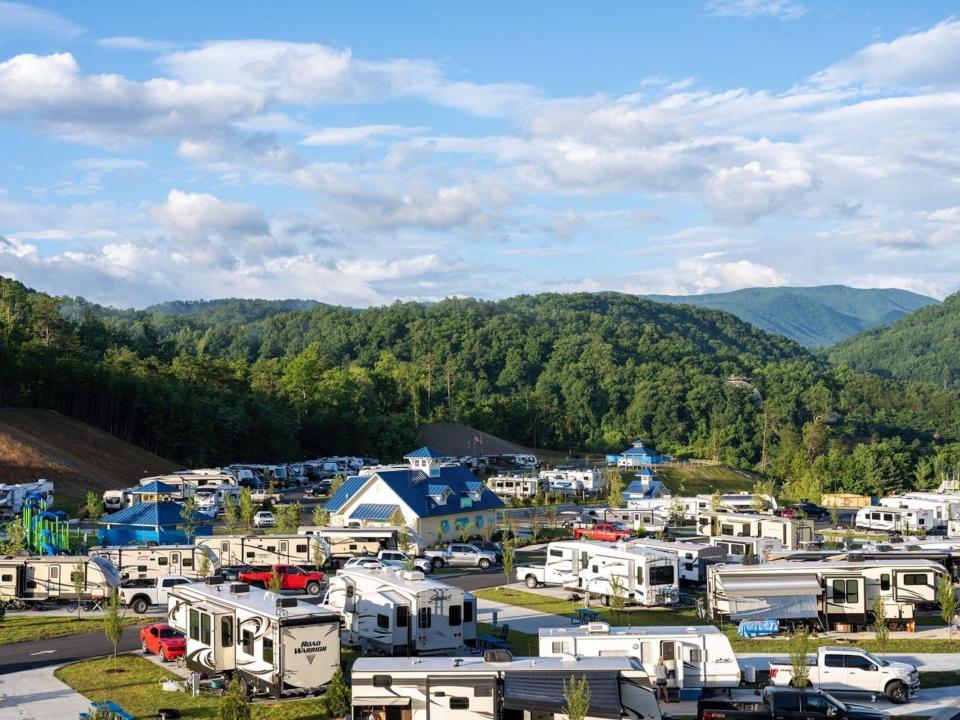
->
[737,619,779,638]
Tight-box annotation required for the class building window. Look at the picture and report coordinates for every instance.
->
[450,698,470,710]
[377,614,390,630]
[418,608,432,629]
[440,520,450,534]
[263,637,274,663]
[241,629,254,655]
[450,605,462,627]
[476,515,484,528]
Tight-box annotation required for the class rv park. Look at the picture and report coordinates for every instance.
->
[2,442,960,720]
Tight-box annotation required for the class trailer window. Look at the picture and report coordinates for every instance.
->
[396,606,409,628]
[1,574,11,582]
[373,675,392,688]
[158,557,168,566]
[241,629,254,654]
[450,605,462,626]
[883,514,893,522]
[464,600,474,623]
[903,573,929,586]
[650,566,674,585]
[189,610,200,641]
[200,613,211,645]
[721,524,734,535]
[263,637,274,663]
[221,616,233,646]
[377,614,390,630]
[832,579,859,604]
[880,574,890,592]
[549,549,564,558]
[449,698,470,710]
[296,544,308,553]
[418,608,432,629]
[552,641,568,654]
[183,558,193,568]
[687,648,702,662]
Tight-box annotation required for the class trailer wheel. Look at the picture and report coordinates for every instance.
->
[431,557,445,569]
[601,594,611,607]
[525,575,539,589]
[885,680,908,704]
[132,597,150,615]
[479,558,492,570]
[306,582,321,596]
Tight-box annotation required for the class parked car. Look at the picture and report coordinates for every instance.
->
[697,687,889,720]
[572,521,633,542]
[218,564,255,581]
[238,564,326,595]
[140,623,186,662]
[769,646,918,703]
[423,543,498,570]
[377,549,433,573]
[780,502,831,520]
[253,510,276,528]
[251,490,282,504]
[119,574,192,615]
[470,541,504,563]
[304,482,331,497]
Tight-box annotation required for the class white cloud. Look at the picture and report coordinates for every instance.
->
[96,36,177,52]
[300,124,423,146]
[705,0,807,20]
[0,2,83,37]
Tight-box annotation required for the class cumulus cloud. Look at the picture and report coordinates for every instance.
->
[705,0,807,20]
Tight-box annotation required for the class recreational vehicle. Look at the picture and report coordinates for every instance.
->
[0,555,120,605]
[697,512,814,551]
[516,540,679,607]
[196,534,328,569]
[0,479,54,518]
[625,539,726,583]
[486,475,544,500]
[351,654,662,720]
[708,535,783,563]
[856,507,934,534]
[90,544,219,580]
[707,559,947,629]
[879,493,960,530]
[579,508,667,534]
[297,525,423,560]
[102,489,133,512]
[538,623,740,693]
[323,566,477,654]
[194,484,240,517]
[168,579,341,697]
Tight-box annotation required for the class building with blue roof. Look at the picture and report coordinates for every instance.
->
[326,450,504,545]
[98,500,212,545]
[606,439,671,468]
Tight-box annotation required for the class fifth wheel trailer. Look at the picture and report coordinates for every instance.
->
[0,555,120,605]
[196,534,328,568]
[168,579,340,697]
[90,544,218,580]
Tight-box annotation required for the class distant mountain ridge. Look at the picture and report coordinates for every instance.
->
[645,285,938,347]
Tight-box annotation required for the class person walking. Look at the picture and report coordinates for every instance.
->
[654,656,669,703]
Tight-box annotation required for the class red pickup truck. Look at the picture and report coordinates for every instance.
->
[572,522,633,542]
[238,564,326,595]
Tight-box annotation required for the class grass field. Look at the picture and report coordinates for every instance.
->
[635,465,759,495]
[0,615,153,645]
[478,622,538,655]
[919,671,960,689]
[56,655,329,719]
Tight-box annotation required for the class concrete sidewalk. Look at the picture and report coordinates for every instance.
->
[0,666,90,720]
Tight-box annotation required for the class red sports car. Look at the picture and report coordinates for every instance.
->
[140,623,186,662]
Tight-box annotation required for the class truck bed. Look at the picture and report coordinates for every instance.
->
[698,699,768,720]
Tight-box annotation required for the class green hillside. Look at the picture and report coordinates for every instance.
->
[829,292,960,389]
[646,285,937,347]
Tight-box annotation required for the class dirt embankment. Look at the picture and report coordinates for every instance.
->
[0,408,178,507]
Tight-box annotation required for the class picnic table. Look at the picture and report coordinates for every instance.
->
[478,623,510,649]
[572,608,600,625]
[79,701,134,720]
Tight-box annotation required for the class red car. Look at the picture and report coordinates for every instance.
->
[140,623,186,662]
[238,564,326,595]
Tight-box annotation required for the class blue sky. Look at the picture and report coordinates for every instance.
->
[1,0,959,307]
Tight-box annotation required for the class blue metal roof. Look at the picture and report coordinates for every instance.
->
[623,480,665,499]
[426,484,451,496]
[465,481,484,492]
[352,503,401,521]
[324,476,367,512]
[132,480,176,494]
[404,446,447,459]
[622,447,659,457]
[100,501,208,527]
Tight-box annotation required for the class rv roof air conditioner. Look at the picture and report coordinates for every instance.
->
[206,576,225,585]
[229,582,250,594]
[483,649,513,664]
[401,571,425,581]
[277,597,298,609]
[586,622,610,633]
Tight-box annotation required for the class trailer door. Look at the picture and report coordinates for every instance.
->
[215,611,236,672]
[660,640,682,689]
[170,552,181,576]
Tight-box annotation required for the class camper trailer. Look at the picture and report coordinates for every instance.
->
[879,494,960,531]
[538,623,740,693]
[0,555,120,605]
[487,475,544,500]
[697,512,814,551]
[90,545,219,580]
[515,540,679,607]
[0,480,54,518]
[168,579,340,697]
[297,526,423,561]
[102,489,133,512]
[624,539,726,583]
[323,566,477,654]
[708,535,783,563]
[579,508,667,534]
[196,534,328,569]
[856,507,935,534]
[351,654,662,720]
[707,559,947,629]
[193,484,240,517]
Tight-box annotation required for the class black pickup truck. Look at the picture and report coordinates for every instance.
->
[698,687,888,720]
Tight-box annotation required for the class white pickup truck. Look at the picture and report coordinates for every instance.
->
[769,646,919,703]
[423,543,497,569]
[118,574,192,614]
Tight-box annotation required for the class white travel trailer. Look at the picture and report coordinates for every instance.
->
[624,539,727,584]
[697,512,814,551]
[707,559,947,629]
[350,654,662,720]
[194,484,240,517]
[102,489,133,512]
[196,534,328,568]
[538,623,740,693]
[708,535,783,563]
[487,475,544,500]
[297,525,423,560]
[880,493,960,530]
[323,567,477,654]
[516,540,679,607]
[578,508,667,534]
[856,507,935,534]
[90,544,219,580]
[168,579,340,698]
[0,479,54,517]
[140,472,237,501]
[0,555,120,605]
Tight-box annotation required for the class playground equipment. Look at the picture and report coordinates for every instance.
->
[18,496,81,555]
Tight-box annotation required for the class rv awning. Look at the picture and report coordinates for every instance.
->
[721,574,820,597]
[729,594,819,620]
[503,671,622,719]
[353,697,411,707]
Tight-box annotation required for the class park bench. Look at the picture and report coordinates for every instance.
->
[572,607,600,625]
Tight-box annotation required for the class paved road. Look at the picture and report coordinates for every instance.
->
[0,625,145,675]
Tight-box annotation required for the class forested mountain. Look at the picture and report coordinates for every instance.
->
[829,292,960,389]
[145,298,323,324]
[2,274,960,501]
[646,285,937,347]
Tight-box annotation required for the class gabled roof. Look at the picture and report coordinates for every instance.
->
[404,446,447,459]
[624,480,665,499]
[465,481,485,493]
[352,503,401,521]
[132,480,176,494]
[622,446,659,456]
[101,501,207,527]
[426,484,451,497]
[324,476,367,512]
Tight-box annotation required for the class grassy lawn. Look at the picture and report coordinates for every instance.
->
[0,615,153,645]
[478,622,538,655]
[919,671,960,689]
[56,655,329,719]
[638,465,759,495]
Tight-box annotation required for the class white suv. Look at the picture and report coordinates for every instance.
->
[253,510,276,528]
